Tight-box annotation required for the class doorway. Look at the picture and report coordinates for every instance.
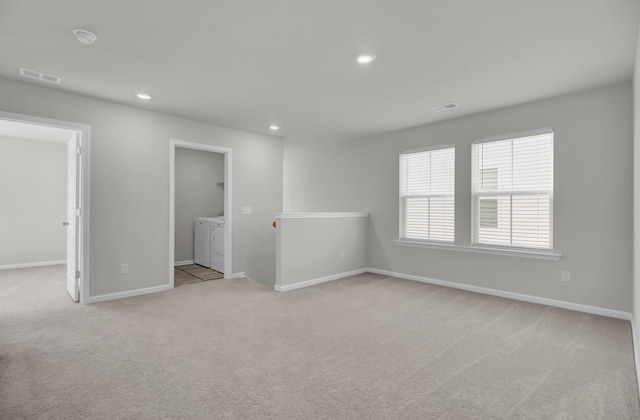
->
[0,111,90,303]
[169,139,232,287]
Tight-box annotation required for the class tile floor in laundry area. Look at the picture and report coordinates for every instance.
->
[174,264,224,287]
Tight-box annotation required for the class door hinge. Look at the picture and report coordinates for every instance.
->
[75,270,81,279]
[76,147,81,155]
[76,208,81,217]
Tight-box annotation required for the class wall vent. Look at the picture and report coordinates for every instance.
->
[19,67,62,85]
[431,102,459,112]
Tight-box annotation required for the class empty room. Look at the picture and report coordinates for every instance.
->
[2,1,640,418]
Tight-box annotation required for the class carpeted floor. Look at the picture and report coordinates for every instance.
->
[1,265,639,419]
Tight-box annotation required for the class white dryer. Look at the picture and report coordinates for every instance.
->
[194,217,225,272]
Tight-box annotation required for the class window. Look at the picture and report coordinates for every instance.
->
[400,146,455,242]
[472,128,553,250]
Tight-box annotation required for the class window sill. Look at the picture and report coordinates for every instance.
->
[393,240,562,261]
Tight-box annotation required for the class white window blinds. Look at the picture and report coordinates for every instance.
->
[400,146,455,242]
[472,128,553,250]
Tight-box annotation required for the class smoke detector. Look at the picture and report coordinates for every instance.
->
[73,29,97,45]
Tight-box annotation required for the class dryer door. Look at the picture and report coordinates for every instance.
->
[211,225,225,255]
[211,224,225,272]
[194,220,210,267]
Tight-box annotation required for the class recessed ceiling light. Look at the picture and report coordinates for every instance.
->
[356,54,376,64]
[136,93,151,100]
[73,29,97,45]
[269,125,280,131]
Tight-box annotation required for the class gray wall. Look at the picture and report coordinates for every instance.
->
[0,77,282,295]
[284,82,633,312]
[0,135,67,266]
[174,148,224,263]
[275,214,368,288]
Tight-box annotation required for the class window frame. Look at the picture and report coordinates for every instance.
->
[471,127,554,251]
[399,144,455,244]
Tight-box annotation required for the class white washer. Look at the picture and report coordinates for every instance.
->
[194,217,225,271]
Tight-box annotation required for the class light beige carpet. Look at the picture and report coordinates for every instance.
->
[1,265,639,419]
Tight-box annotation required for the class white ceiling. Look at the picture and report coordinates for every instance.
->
[0,0,638,141]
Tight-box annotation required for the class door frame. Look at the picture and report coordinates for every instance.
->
[0,110,91,304]
[169,139,232,286]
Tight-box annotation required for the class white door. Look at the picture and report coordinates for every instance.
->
[66,134,80,301]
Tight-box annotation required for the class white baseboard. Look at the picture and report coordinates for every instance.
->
[174,260,195,266]
[274,268,367,292]
[85,284,173,304]
[88,272,245,304]
[631,317,640,400]
[273,266,632,321]
[231,272,246,279]
[0,260,66,270]
[367,267,632,321]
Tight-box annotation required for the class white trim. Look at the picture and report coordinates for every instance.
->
[174,260,195,266]
[274,212,369,219]
[274,268,367,292]
[86,284,173,304]
[367,267,630,320]
[0,110,90,133]
[0,260,66,270]
[631,317,640,399]
[0,111,91,304]
[473,127,554,144]
[394,240,562,261]
[169,139,233,289]
[631,317,640,402]
[631,314,640,404]
[275,266,628,320]
[231,272,246,279]
[400,143,455,155]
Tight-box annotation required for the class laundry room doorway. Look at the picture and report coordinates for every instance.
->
[169,139,232,287]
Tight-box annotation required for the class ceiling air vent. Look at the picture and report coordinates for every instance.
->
[431,102,459,112]
[19,67,62,85]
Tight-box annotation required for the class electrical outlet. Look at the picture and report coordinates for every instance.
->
[561,270,570,282]
[243,206,252,215]
[121,263,129,275]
